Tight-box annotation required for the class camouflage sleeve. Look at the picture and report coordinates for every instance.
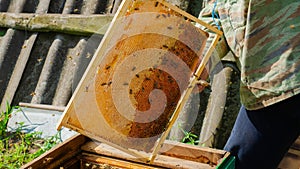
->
[217,0,299,109]
[197,0,236,72]
[199,0,300,110]
[238,0,300,109]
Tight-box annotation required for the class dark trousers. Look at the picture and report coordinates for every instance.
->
[224,94,300,169]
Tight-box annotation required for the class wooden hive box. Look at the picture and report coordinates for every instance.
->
[22,134,234,169]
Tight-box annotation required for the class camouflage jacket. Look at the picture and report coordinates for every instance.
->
[200,0,300,110]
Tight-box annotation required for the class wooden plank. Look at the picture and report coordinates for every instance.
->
[278,148,300,169]
[81,153,163,169]
[278,136,300,169]
[291,136,300,150]
[0,13,113,36]
[80,152,216,169]
[159,140,226,165]
[19,102,66,112]
[21,134,87,169]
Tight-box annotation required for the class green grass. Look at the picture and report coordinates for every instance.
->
[0,103,61,169]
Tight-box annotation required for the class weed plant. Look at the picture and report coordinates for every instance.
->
[180,128,199,145]
[0,103,61,169]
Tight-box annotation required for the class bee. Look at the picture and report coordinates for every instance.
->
[37,58,43,63]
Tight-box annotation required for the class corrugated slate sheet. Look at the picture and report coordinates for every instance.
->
[0,0,117,110]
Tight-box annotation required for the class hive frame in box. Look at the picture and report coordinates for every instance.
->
[57,0,222,163]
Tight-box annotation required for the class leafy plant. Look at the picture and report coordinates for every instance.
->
[0,103,61,169]
[0,102,19,137]
[180,128,199,145]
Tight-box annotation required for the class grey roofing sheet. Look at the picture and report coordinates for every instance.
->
[0,0,115,110]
